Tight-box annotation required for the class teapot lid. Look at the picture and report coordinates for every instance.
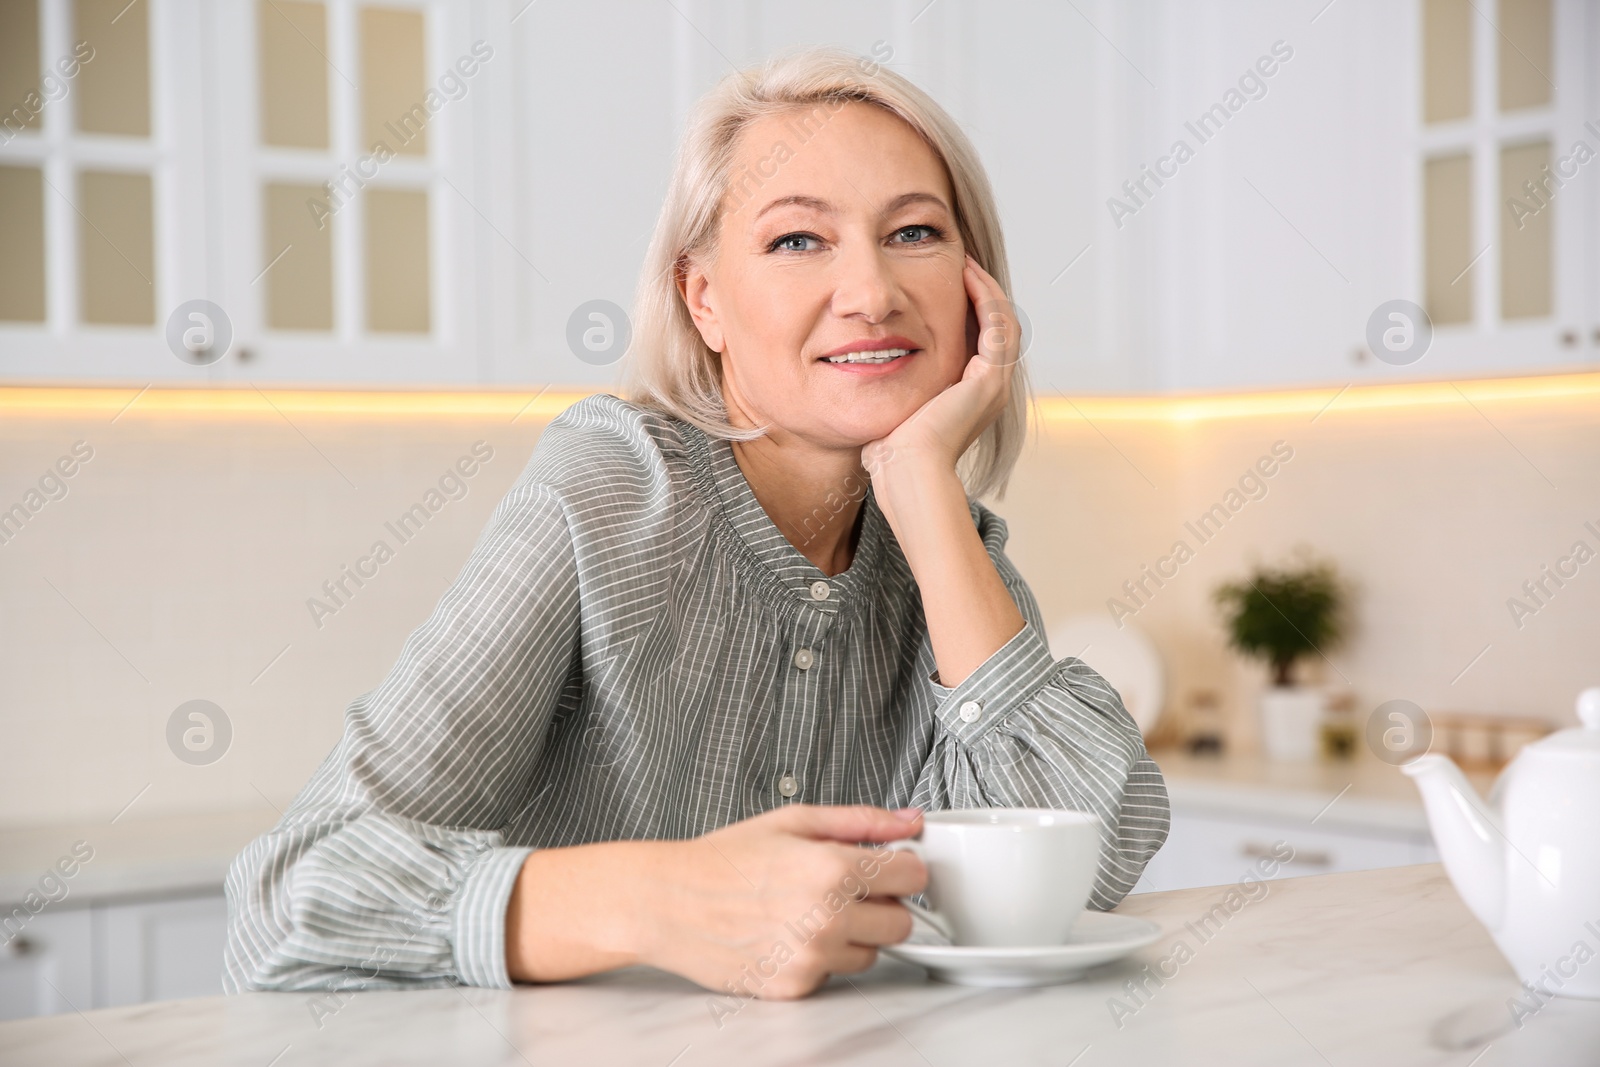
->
[1527,687,1600,756]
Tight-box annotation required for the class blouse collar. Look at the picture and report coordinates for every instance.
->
[679,419,887,618]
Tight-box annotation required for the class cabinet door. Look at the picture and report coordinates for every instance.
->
[93,892,228,1008]
[208,0,487,385]
[1412,0,1595,375]
[0,906,93,1020]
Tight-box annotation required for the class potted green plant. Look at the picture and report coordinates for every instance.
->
[1213,551,1348,761]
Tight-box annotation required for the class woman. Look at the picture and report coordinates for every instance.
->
[224,45,1169,1002]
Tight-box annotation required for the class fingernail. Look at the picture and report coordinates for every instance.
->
[893,807,923,821]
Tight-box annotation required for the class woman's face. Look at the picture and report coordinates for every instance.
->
[681,101,976,452]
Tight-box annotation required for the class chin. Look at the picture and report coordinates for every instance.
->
[814,403,922,448]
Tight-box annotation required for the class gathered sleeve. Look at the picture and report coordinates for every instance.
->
[223,466,582,995]
[911,505,1172,911]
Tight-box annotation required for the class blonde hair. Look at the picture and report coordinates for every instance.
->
[622,44,1033,500]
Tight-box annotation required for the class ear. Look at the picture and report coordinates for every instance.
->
[677,255,725,354]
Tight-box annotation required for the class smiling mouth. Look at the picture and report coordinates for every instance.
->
[820,347,916,364]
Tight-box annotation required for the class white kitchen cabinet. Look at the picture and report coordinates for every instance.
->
[3,0,1592,392]
[0,906,93,1021]
[0,891,226,1020]
[1131,809,1439,895]
[93,892,228,1008]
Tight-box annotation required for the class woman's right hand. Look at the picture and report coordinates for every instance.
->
[506,805,928,999]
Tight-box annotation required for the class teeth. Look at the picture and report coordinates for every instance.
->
[823,347,912,364]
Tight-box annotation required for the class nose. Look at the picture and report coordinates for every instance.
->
[829,237,899,324]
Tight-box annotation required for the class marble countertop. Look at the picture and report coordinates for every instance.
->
[1145,747,1499,834]
[3,863,1596,1066]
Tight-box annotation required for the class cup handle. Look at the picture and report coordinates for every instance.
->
[884,839,954,943]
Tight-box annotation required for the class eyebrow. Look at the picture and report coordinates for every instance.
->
[752,191,951,222]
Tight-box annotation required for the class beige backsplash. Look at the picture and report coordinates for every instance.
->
[1,381,1595,827]
[993,383,1598,757]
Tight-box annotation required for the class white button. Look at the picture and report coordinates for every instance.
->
[809,580,831,601]
[959,700,983,723]
[793,648,815,670]
[778,774,799,798]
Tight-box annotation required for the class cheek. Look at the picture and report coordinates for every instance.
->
[903,273,973,377]
[725,275,812,356]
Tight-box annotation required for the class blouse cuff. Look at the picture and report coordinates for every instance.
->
[451,845,535,989]
[927,621,1060,745]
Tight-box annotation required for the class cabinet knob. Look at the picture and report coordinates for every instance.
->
[4,935,35,957]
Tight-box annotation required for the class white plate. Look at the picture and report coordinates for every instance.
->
[882,912,1163,988]
[1046,615,1165,737]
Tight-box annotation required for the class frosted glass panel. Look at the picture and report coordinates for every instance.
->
[259,0,329,149]
[1498,0,1552,112]
[78,169,154,325]
[74,0,149,137]
[365,188,429,332]
[264,182,334,330]
[361,7,427,156]
[1423,0,1471,124]
[1423,154,1473,326]
[0,0,41,136]
[0,165,46,321]
[1500,141,1552,319]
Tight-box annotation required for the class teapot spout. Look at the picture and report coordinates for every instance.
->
[1402,754,1506,933]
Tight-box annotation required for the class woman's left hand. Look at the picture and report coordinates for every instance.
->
[863,252,1020,476]
[858,252,1028,689]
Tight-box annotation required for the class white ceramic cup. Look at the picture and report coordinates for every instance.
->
[888,808,1101,947]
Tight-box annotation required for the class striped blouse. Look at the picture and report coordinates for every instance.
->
[223,393,1171,993]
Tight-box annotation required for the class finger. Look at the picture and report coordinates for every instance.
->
[829,841,928,897]
[963,252,997,308]
[963,263,1019,369]
[767,803,922,845]
[963,256,1002,365]
[964,252,1006,302]
[977,299,1020,368]
[840,900,915,947]
[824,943,879,975]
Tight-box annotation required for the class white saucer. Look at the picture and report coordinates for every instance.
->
[882,912,1163,988]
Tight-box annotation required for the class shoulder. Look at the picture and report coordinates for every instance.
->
[512,392,694,532]
[523,393,684,482]
[966,496,1013,553]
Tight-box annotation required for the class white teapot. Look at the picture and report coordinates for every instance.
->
[1402,688,1600,999]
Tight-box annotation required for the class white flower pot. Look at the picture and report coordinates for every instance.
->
[1259,686,1325,761]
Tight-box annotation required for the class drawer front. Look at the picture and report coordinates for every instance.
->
[94,892,228,1008]
[1132,811,1437,894]
[0,906,93,1020]
[0,891,230,1020]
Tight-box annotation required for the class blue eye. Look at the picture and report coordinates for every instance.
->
[766,224,945,254]
[895,224,942,244]
[768,232,820,253]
